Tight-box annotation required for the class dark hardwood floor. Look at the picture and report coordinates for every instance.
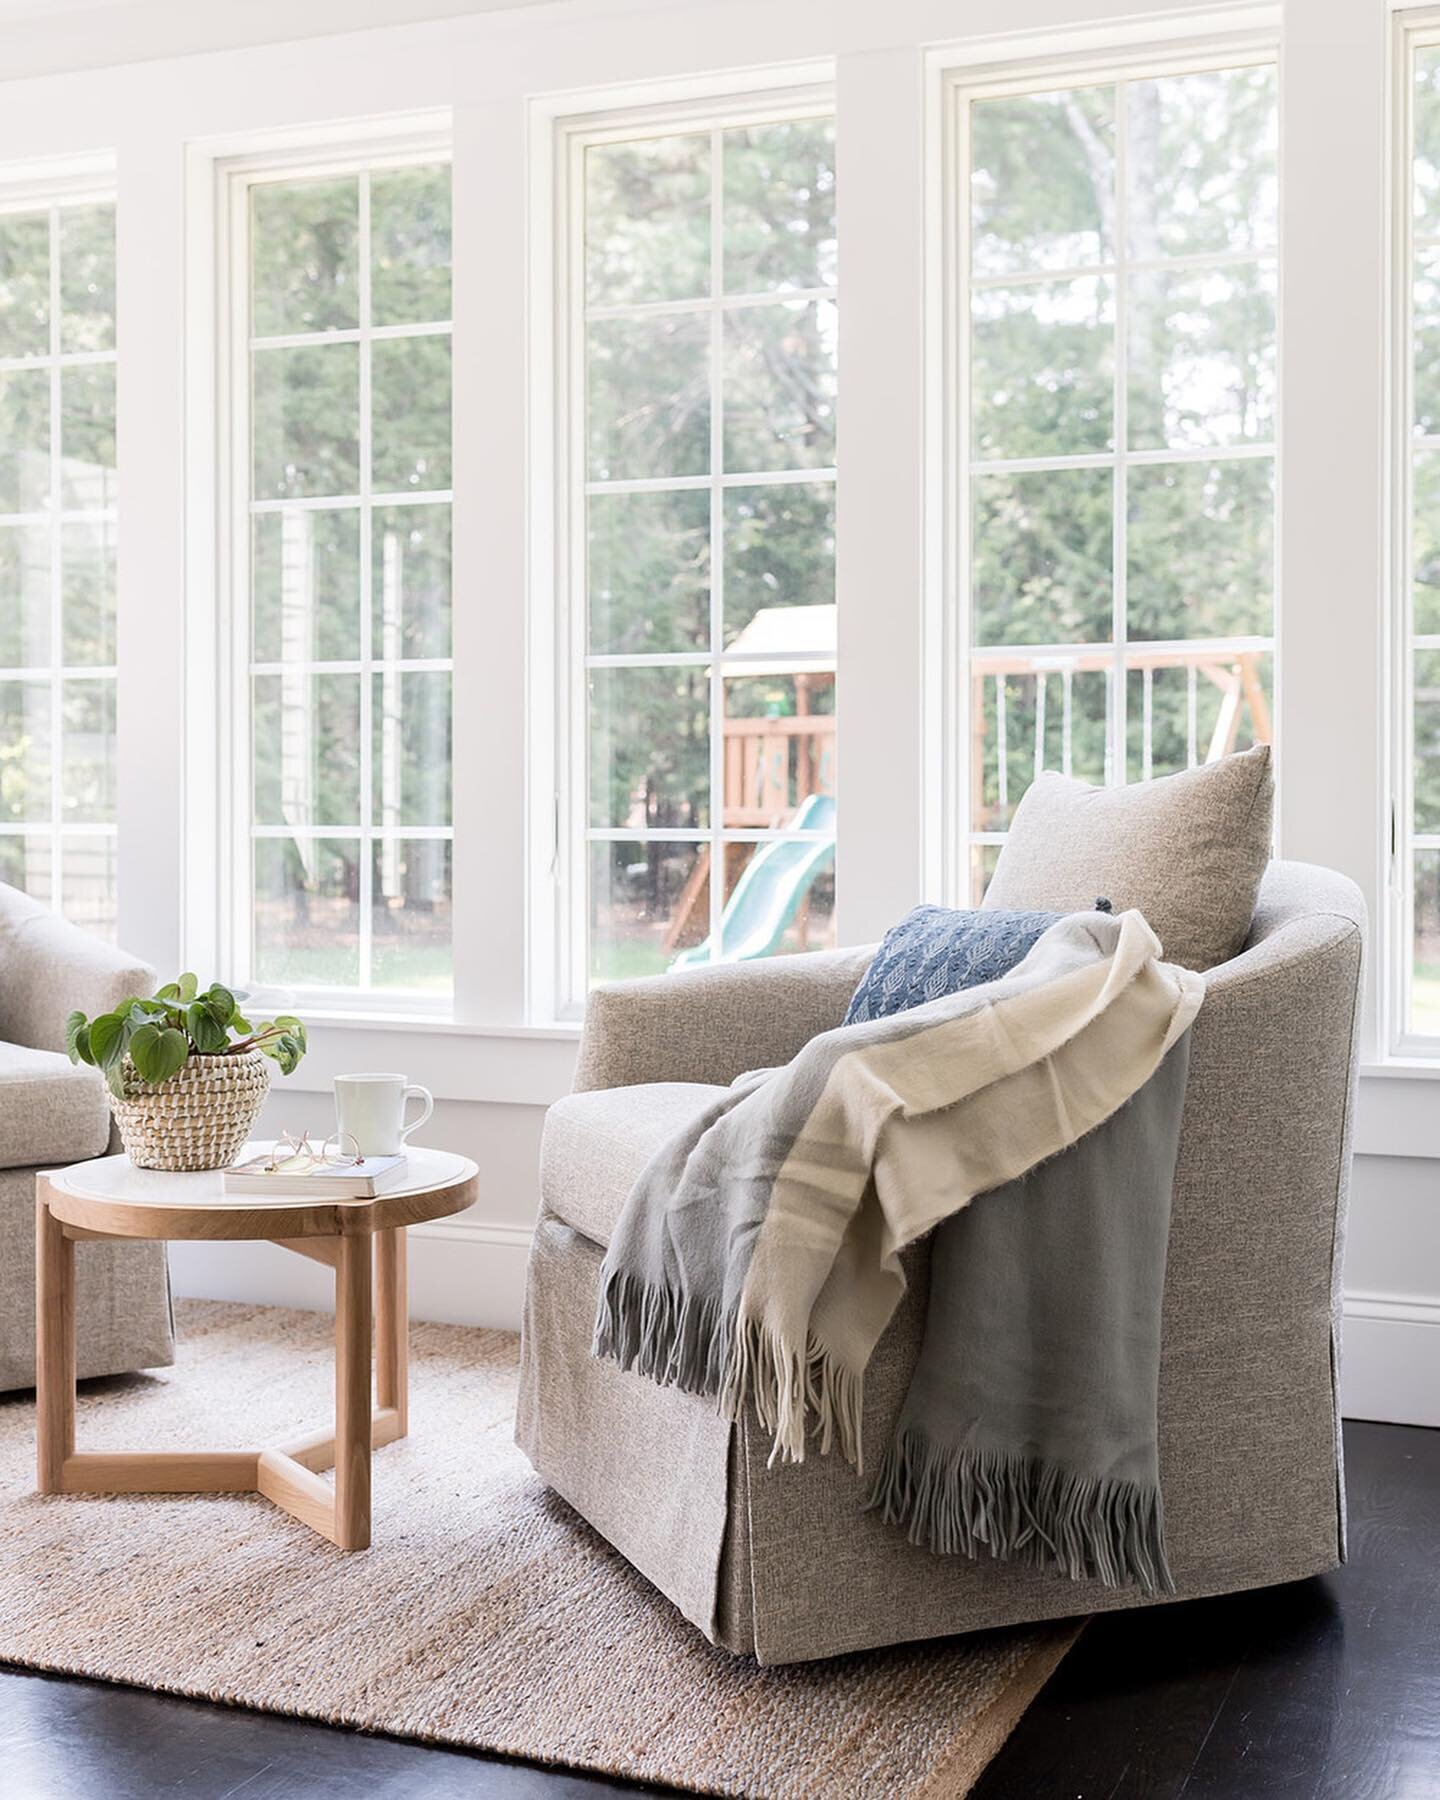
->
[2,1419,1435,1799]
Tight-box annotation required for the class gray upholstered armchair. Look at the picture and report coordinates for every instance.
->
[517,861,1364,1665]
[0,882,173,1391]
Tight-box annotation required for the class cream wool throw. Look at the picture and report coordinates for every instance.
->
[594,909,1205,1592]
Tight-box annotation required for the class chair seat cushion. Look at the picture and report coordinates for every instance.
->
[542,1081,730,1248]
[0,1039,111,1171]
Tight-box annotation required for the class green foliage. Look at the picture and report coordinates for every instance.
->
[65,975,308,1095]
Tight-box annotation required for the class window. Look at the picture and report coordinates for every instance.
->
[565,103,837,997]
[1401,31,1440,1043]
[0,192,117,937]
[229,152,452,1004]
[955,56,1277,899]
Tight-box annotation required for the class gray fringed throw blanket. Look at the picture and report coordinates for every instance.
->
[593,909,1203,1593]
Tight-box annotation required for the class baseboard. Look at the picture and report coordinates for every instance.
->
[1340,1290,1440,1428]
[168,1217,535,1332]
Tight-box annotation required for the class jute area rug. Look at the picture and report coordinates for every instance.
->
[0,1300,1080,1798]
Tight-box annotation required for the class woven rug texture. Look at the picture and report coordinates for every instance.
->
[0,1299,1079,1798]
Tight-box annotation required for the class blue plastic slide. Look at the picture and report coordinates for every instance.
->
[671,793,836,970]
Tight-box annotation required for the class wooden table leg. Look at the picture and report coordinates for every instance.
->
[35,1189,76,1494]
[375,1227,408,1438]
[334,1233,373,1551]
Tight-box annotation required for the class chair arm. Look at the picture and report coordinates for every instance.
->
[0,884,155,1055]
[573,944,878,1092]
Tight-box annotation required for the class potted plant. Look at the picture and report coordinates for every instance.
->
[65,975,308,1172]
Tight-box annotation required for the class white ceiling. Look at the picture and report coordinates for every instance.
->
[0,0,569,81]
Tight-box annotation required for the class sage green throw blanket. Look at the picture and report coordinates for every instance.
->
[594,910,1203,1593]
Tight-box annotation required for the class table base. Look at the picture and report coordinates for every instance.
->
[35,1189,409,1552]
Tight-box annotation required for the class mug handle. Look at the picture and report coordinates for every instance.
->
[399,1084,434,1145]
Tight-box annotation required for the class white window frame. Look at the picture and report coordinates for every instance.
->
[546,81,837,1020]
[934,27,1280,901]
[213,124,454,1018]
[0,161,119,936]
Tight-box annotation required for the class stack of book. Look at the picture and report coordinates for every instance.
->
[222,1148,409,1198]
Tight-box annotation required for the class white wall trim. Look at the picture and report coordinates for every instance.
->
[1341,1287,1440,1428]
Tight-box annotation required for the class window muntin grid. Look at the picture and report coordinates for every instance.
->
[0,195,118,940]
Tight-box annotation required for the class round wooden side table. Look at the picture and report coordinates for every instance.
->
[35,1144,478,1552]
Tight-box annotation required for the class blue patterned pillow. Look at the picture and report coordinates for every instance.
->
[843,905,1062,1026]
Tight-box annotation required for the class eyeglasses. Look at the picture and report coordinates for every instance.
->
[260,1129,364,1175]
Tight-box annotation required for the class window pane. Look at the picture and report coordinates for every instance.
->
[371,335,451,491]
[59,204,115,354]
[61,519,117,666]
[971,86,1115,277]
[1125,67,1277,259]
[251,508,359,663]
[1126,651,1271,783]
[0,832,51,901]
[250,177,359,336]
[253,836,360,987]
[372,838,451,990]
[1126,458,1273,640]
[61,833,116,942]
[971,665,1109,831]
[252,342,360,499]
[1415,450,1440,635]
[0,368,50,513]
[373,670,451,827]
[61,678,115,822]
[0,211,49,359]
[252,672,361,827]
[722,673,835,826]
[1415,251,1440,437]
[1417,49,1440,238]
[971,467,1113,646]
[0,681,51,822]
[587,313,709,480]
[60,364,116,510]
[585,134,710,307]
[723,118,836,294]
[590,838,708,981]
[1127,263,1276,451]
[588,489,709,655]
[1415,650,1440,835]
[588,666,709,829]
[371,165,451,327]
[971,278,1113,460]
[0,524,50,666]
[723,481,834,644]
[723,298,836,472]
[373,503,450,660]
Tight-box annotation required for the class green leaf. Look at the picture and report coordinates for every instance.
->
[258,1029,304,1076]
[155,982,180,1002]
[274,1013,308,1054]
[128,998,169,1023]
[186,1000,229,1055]
[88,1011,127,1070]
[230,1014,253,1036]
[105,1061,128,1099]
[65,1010,92,1066]
[129,1023,190,1085]
[204,984,237,1027]
[177,972,199,1002]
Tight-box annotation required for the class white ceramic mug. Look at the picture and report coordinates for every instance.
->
[334,1073,434,1157]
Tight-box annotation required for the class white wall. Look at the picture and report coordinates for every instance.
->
[1,0,1434,1419]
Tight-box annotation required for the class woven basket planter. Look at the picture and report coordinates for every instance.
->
[110,1051,272,1172]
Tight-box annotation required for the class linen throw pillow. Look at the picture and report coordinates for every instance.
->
[843,903,1061,1025]
[981,742,1273,972]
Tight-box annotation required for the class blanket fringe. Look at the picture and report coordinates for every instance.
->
[593,1270,864,1470]
[867,1425,1174,1597]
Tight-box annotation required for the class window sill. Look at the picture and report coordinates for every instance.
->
[297,1010,582,1041]
[275,1016,582,1108]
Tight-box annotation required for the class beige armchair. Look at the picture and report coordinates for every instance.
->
[518,861,1364,1665]
[0,882,173,1391]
